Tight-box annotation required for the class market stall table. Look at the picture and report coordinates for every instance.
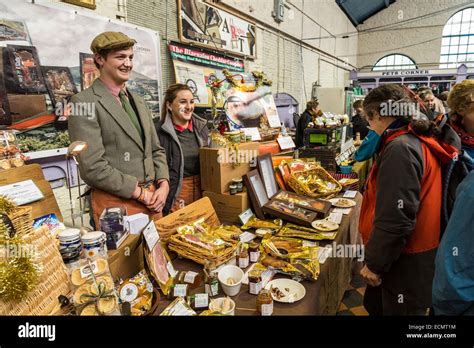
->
[153,193,363,316]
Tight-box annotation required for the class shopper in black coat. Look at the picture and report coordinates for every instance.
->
[295,99,321,148]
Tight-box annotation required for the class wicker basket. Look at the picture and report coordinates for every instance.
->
[287,166,342,199]
[8,206,33,237]
[0,225,70,315]
[168,235,238,266]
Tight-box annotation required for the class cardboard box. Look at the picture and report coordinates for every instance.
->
[200,142,259,194]
[108,234,144,281]
[203,190,250,225]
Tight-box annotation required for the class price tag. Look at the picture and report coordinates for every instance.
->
[166,261,178,278]
[332,207,352,215]
[143,221,160,250]
[343,190,357,198]
[328,212,343,224]
[239,232,256,243]
[277,136,296,150]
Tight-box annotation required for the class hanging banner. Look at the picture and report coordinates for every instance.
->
[0,0,162,125]
[178,0,256,58]
[169,41,244,107]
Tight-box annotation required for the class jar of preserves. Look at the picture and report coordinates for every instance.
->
[248,270,262,295]
[236,245,249,269]
[248,241,260,263]
[177,271,202,289]
[204,262,219,297]
[186,293,209,311]
[58,228,83,265]
[167,283,189,300]
[256,289,273,316]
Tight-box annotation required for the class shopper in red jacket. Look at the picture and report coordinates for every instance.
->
[358,84,458,315]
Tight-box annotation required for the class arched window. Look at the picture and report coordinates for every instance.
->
[372,54,417,71]
[440,7,474,68]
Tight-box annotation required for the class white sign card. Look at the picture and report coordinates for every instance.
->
[277,136,296,150]
[242,127,261,141]
[0,180,44,205]
[143,220,160,250]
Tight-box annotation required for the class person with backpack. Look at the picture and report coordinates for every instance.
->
[432,80,474,315]
[358,84,458,315]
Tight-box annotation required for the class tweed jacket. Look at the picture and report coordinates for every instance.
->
[68,79,169,199]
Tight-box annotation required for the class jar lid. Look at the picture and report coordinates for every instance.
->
[82,231,106,244]
[232,177,243,182]
[58,228,81,242]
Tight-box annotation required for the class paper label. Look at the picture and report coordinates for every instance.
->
[249,281,262,295]
[184,271,198,284]
[194,293,209,308]
[79,261,99,279]
[120,283,139,302]
[332,207,352,215]
[250,250,260,263]
[0,180,44,205]
[343,190,357,198]
[277,136,296,150]
[302,240,318,247]
[166,261,178,278]
[239,256,249,269]
[328,212,343,224]
[143,221,160,250]
[239,209,254,225]
[239,232,256,243]
[261,302,273,316]
[174,284,187,297]
[242,127,261,141]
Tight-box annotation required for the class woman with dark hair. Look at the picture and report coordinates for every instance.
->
[155,84,209,215]
[358,84,458,315]
[295,99,321,148]
[432,80,474,315]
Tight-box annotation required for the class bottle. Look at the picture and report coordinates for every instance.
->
[248,242,260,263]
[177,271,202,289]
[256,289,273,316]
[248,270,262,295]
[204,261,219,297]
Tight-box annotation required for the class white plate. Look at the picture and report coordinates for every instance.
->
[311,219,339,232]
[265,279,306,303]
[329,198,356,208]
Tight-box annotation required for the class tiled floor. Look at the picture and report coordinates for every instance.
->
[337,264,369,316]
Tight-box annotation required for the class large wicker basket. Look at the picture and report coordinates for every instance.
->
[0,225,70,315]
[168,235,238,266]
[287,166,342,199]
[8,206,33,237]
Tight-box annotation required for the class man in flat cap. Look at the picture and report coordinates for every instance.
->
[68,31,169,228]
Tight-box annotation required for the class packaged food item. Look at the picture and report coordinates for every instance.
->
[241,216,283,231]
[69,258,120,316]
[118,270,154,316]
[256,289,273,316]
[186,293,209,311]
[145,241,175,295]
[204,261,219,297]
[167,284,189,300]
[248,270,262,295]
[177,271,202,289]
[213,225,243,242]
[248,241,260,263]
[160,297,197,316]
[236,244,249,269]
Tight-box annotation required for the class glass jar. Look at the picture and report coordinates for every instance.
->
[256,289,273,316]
[81,231,107,259]
[167,283,189,300]
[236,246,249,269]
[248,241,260,263]
[187,293,209,311]
[177,271,202,289]
[232,177,243,192]
[229,184,238,195]
[248,270,262,295]
[58,228,83,265]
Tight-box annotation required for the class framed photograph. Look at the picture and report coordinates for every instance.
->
[0,19,30,45]
[243,170,268,220]
[257,153,279,199]
[61,0,96,10]
[41,66,78,106]
[272,191,332,218]
[79,52,100,91]
[263,200,318,228]
[4,45,47,94]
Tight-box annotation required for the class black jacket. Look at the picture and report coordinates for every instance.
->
[351,113,369,140]
[155,112,209,214]
[295,110,312,148]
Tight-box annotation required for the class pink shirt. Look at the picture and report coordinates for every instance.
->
[99,78,128,105]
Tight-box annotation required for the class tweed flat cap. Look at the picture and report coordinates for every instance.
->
[90,31,136,53]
